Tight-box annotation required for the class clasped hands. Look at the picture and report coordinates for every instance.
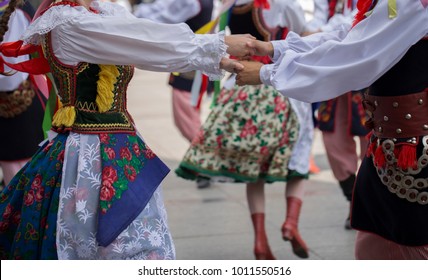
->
[222,35,274,86]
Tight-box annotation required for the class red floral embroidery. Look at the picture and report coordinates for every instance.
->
[144,148,155,159]
[31,174,42,189]
[3,204,13,219]
[104,146,116,160]
[35,188,44,202]
[132,143,141,157]
[99,133,110,144]
[120,147,132,161]
[124,165,137,182]
[24,190,35,206]
[100,181,116,202]
[102,166,118,187]
[57,150,65,162]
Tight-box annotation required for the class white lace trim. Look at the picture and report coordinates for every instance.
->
[21,1,126,45]
[190,31,227,81]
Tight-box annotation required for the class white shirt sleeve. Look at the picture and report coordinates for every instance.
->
[51,14,226,80]
[304,0,329,32]
[133,0,201,23]
[0,10,29,91]
[260,0,428,103]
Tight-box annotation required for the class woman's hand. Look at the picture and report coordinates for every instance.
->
[220,57,244,73]
[235,61,263,86]
[225,34,256,58]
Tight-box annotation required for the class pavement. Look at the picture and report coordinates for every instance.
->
[127,69,358,260]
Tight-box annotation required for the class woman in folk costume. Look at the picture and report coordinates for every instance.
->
[0,0,46,188]
[236,0,428,259]
[134,0,215,189]
[176,0,313,259]
[305,0,369,230]
[0,0,255,259]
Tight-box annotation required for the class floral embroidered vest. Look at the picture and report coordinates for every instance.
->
[42,33,135,134]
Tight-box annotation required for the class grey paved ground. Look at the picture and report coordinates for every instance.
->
[127,70,357,260]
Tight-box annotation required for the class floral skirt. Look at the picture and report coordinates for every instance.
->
[0,132,175,259]
[176,84,304,183]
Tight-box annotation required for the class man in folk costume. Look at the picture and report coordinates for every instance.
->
[235,0,428,259]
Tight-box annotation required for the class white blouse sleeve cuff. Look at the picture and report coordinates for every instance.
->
[192,31,227,81]
[260,64,274,87]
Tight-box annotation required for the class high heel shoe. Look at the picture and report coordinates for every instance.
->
[281,197,309,259]
[251,213,276,260]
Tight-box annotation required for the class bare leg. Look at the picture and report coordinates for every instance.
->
[246,180,275,260]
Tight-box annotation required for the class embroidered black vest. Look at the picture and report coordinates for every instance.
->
[42,33,136,134]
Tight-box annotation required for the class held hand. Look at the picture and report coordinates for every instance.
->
[246,40,274,57]
[235,61,263,86]
[225,34,256,58]
[220,57,244,74]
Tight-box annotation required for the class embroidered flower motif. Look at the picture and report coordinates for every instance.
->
[76,200,87,213]
[120,147,132,161]
[24,223,39,241]
[57,150,65,162]
[76,244,92,259]
[24,190,35,206]
[99,133,110,144]
[148,231,163,247]
[124,165,137,182]
[100,181,116,202]
[104,146,116,160]
[102,166,118,186]
[144,148,155,159]
[3,204,13,219]
[132,143,141,157]
[31,174,43,189]
[35,188,44,202]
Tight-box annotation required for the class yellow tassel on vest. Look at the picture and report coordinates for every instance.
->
[96,65,119,112]
[52,105,76,127]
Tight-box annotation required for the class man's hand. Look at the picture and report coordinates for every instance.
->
[246,40,274,57]
[235,61,263,86]
[220,57,244,74]
[225,34,256,58]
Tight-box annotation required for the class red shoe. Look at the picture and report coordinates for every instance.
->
[281,197,309,258]
[251,213,276,260]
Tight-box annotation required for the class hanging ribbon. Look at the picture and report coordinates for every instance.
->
[0,40,51,74]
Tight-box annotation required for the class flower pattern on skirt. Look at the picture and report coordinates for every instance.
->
[176,84,302,183]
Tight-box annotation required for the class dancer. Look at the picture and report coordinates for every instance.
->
[0,0,46,188]
[134,0,214,189]
[236,0,428,259]
[176,0,313,259]
[0,0,254,259]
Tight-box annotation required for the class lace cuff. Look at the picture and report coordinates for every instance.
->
[190,31,227,81]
